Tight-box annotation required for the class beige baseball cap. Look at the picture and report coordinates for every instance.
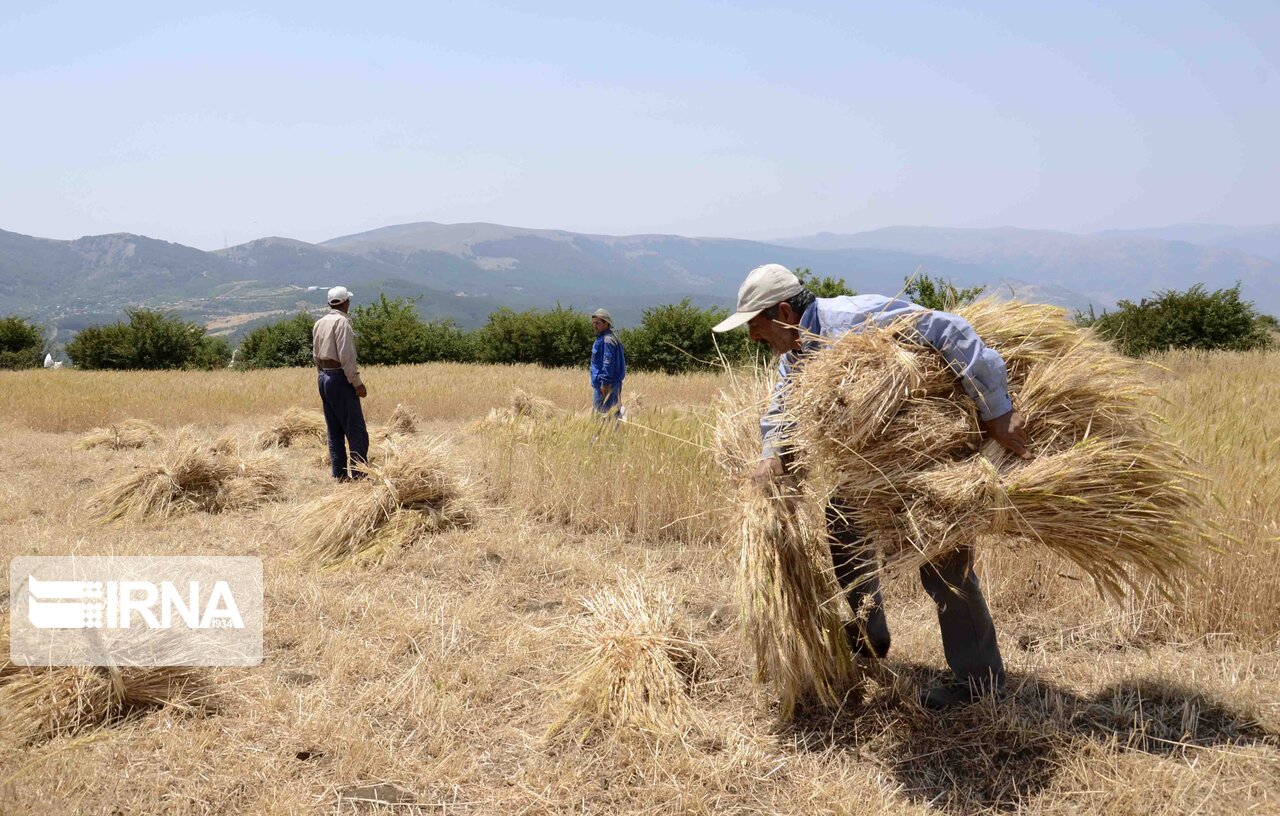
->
[712,264,804,332]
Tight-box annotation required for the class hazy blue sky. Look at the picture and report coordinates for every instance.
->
[1,1,1276,249]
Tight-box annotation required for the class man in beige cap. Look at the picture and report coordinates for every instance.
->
[589,308,626,417]
[312,286,369,481]
[714,264,1031,710]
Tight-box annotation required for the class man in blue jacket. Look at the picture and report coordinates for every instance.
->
[589,308,626,417]
[713,264,1032,711]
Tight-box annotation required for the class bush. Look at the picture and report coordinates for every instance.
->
[66,308,230,370]
[620,298,754,373]
[903,274,985,311]
[477,304,593,367]
[0,316,46,370]
[352,295,478,365]
[1078,283,1274,356]
[236,312,316,369]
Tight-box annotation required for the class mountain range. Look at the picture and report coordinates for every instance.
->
[5,220,1277,344]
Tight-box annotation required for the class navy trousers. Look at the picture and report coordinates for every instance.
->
[592,383,622,416]
[318,370,369,481]
[827,501,1005,686]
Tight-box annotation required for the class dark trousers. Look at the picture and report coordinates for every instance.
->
[318,370,369,481]
[827,502,1005,685]
[593,383,621,416]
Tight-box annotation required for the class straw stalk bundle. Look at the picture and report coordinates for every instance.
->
[73,419,162,451]
[478,388,562,426]
[255,407,328,449]
[385,403,420,436]
[713,367,860,717]
[0,664,214,747]
[0,624,215,747]
[547,577,700,743]
[291,436,478,566]
[735,480,857,719]
[783,298,1201,599]
[90,436,284,522]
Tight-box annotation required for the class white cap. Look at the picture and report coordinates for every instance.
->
[590,308,612,324]
[327,286,354,305]
[712,264,804,332]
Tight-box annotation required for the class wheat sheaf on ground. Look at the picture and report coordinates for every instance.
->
[478,387,564,427]
[289,435,479,566]
[72,419,162,451]
[547,576,702,744]
[385,402,420,436]
[0,624,215,749]
[783,298,1203,600]
[89,435,285,522]
[254,406,328,449]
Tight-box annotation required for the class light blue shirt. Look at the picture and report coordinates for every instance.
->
[761,295,1013,460]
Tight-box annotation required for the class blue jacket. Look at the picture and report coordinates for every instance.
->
[590,330,626,391]
[761,294,1013,459]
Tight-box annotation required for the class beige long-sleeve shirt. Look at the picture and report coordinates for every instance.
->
[312,309,363,387]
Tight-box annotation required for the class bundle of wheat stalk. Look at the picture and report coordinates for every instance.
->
[0,622,215,747]
[782,298,1201,600]
[713,371,859,718]
[547,577,700,743]
[481,388,562,425]
[385,403,420,436]
[89,436,284,522]
[73,419,162,451]
[290,436,478,566]
[0,664,215,747]
[735,480,857,719]
[255,407,328,449]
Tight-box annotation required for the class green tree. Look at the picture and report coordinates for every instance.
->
[0,316,47,370]
[418,318,479,363]
[66,308,229,370]
[236,312,316,369]
[1078,283,1273,356]
[903,274,986,310]
[795,267,855,298]
[352,294,433,365]
[477,304,594,367]
[65,323,135,370]
[619,298,753,373]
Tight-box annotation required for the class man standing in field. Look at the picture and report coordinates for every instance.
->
[312,286,369,481]
[713,264,1031,711]
[590,308,626,418]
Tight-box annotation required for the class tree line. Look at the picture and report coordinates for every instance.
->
[2,275,1273,371]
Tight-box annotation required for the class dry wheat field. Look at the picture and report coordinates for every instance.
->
[0,353,1277,815]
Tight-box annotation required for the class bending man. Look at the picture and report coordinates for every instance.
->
[713,264,1031,711]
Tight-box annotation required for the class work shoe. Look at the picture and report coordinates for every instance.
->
[920,678,1005,712]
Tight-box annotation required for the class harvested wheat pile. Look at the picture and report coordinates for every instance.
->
[386,403,421,436]
[290,436,479,566]
[74,419,162,451]
[255,407,327,449]
[547,577,701,743]
[477,388,563,427]
[782,298,1201,599]
[0,662,215,747]
[89,436,284,523]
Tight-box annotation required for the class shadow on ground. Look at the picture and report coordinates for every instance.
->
[787,664,1278,814]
